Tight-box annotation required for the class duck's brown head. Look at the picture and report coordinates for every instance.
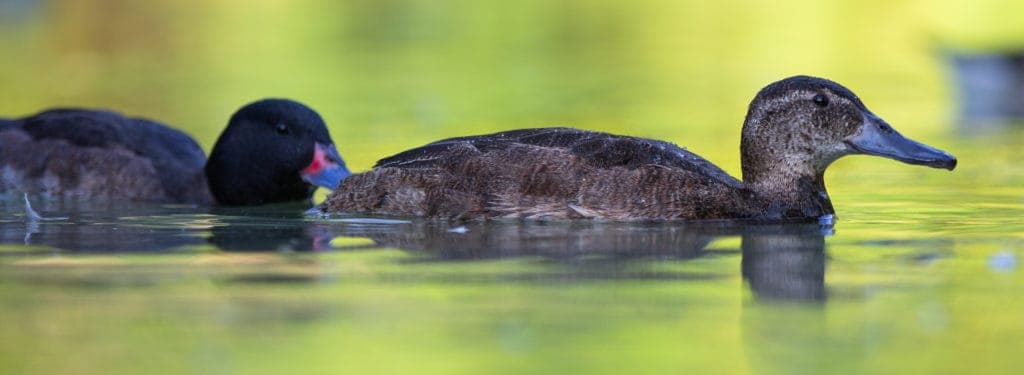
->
[740,75,956,194]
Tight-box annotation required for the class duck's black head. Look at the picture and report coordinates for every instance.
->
[205,99,350,206]
[740,75,956,193]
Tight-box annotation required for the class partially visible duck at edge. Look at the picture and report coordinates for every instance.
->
[320,75,956,221]
[0,99,350,206]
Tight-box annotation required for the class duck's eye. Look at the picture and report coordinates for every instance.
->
[812,94,829,107]
[276,123,289,135]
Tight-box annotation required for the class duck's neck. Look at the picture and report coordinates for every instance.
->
[742,163,835,220]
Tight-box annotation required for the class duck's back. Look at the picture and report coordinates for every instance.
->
[0,109,212,203]
[322,127,751,220]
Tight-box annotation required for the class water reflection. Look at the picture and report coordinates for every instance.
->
[330,220,725,261]
[0,197,322,253]
[206,205,333,252]
[0,198,203,253]
[741,224,827,301]
[331,220,829,301]
[0,195,831,302]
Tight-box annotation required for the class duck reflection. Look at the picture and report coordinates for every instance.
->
[320,218,830,301]
[332,220,726,260]
[205,205,332,252]
[740,224,827,301]
[0,195,830,301]
[0,197,323,253]
[0,197,204,253]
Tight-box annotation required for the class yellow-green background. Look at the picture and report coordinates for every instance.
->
[3,0,1022,173]
[1,1,1023,374]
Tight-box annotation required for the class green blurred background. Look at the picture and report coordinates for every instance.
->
[2,1,1024,374]
[2,0,1021,173]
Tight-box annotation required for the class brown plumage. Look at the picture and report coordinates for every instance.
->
[1,128,179,201]
[0,111,210,203]
[320,76,957,221]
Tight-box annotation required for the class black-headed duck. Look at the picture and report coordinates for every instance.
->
[319,76,956,221]
[0,99,349,205]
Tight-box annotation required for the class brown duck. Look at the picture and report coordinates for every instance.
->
[320,76,956,221]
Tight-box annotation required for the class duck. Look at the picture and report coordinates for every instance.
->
[319,75,956,221]
[0,99,350,206]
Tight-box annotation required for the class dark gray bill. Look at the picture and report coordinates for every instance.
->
[845,113,957,170]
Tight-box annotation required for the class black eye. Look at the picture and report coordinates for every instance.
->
[812,94,829,107]
[276,123,289,135]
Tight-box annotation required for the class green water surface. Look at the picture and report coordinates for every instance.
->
[1,1,1023,374]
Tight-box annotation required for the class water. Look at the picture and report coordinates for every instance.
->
[2,1,1024,374]
[2,138,1022,373]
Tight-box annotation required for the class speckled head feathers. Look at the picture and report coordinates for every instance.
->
[740,75,956,194]
[751,75,866,111]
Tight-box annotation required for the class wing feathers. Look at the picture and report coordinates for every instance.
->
[373,127,741,188]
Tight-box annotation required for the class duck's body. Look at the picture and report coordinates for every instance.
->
[0,99,350,206]
[0,109,212,203]
[321,127,825,220]
[321,76,956,221]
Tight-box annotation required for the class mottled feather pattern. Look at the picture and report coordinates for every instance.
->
[0,110,212,203]
[322,76,956,221]
[376,128,741,188]
[323,128,758,220]
[1,128,174,201]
